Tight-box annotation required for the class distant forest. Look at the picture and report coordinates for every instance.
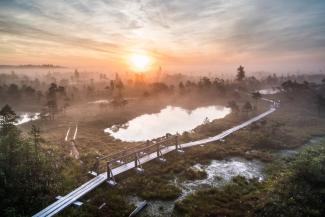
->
[0,64,66,69]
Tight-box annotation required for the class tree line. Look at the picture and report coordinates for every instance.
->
[0,104,62,216]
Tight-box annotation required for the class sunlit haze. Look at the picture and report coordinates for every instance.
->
[0,0,325,74]
[129,53,152,72]
[1,1,325,216]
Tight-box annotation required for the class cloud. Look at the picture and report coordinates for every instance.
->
[0,0,324,71]
[220,0,325,54]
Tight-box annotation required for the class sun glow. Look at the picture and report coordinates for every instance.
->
[129,53,151,71]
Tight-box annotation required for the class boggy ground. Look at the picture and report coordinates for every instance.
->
[20,91,236,156]
[53,90,325,217]
[18,90,246,195]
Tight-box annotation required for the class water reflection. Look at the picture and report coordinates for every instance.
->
[259,88,281,95]
[104,105,231,142]
[88,99,110,104]
[15,113,40,125]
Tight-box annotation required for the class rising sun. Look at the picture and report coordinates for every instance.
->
[129,53,151,71]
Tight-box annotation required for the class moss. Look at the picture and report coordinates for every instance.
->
[174,176,263,217]
[30,90,325,216]
[58,186,134,217]
[121,175,182,200]
[184,167,208,180]
[174,142,325,217]
[256,143,325,217]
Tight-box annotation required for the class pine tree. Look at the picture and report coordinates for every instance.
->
[0,107,62,216]
[236,65,246,81]
[0,104,17,135]
[47,83,58,120]
[30,125,41,155]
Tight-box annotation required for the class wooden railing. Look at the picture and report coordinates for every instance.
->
[89,135,180,177]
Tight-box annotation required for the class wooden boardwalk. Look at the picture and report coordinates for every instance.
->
[33,105,276,217]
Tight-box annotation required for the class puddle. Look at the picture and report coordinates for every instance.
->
[258,88,281,95]
[128,196,174,217]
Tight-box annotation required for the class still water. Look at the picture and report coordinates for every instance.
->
[88,99,110,104]
[259,88,281,95]
[15,113,40,125]
[104,105,231,142]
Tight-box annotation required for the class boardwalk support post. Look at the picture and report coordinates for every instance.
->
[135,152,144,173]
[175,134,184,153]
[106,162,117,186]
[157,144,166,162]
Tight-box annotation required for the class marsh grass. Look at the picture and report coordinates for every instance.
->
[29,91,325,216]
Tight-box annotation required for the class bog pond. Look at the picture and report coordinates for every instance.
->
[105,105,231,142]
[129,157,264,217]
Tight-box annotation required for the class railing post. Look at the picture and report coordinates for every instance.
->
[135,152,144,173]
[175,134,184,153]
[157,143,166,162]
[135,152,138,167]
[157,143,160,157]
[106,161,117,186]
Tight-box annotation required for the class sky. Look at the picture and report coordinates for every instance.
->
[0,0,325,75]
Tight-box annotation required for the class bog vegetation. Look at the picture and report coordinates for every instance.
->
[0,66,325,216]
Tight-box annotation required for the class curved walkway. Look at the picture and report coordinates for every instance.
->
[34,103,277,217]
